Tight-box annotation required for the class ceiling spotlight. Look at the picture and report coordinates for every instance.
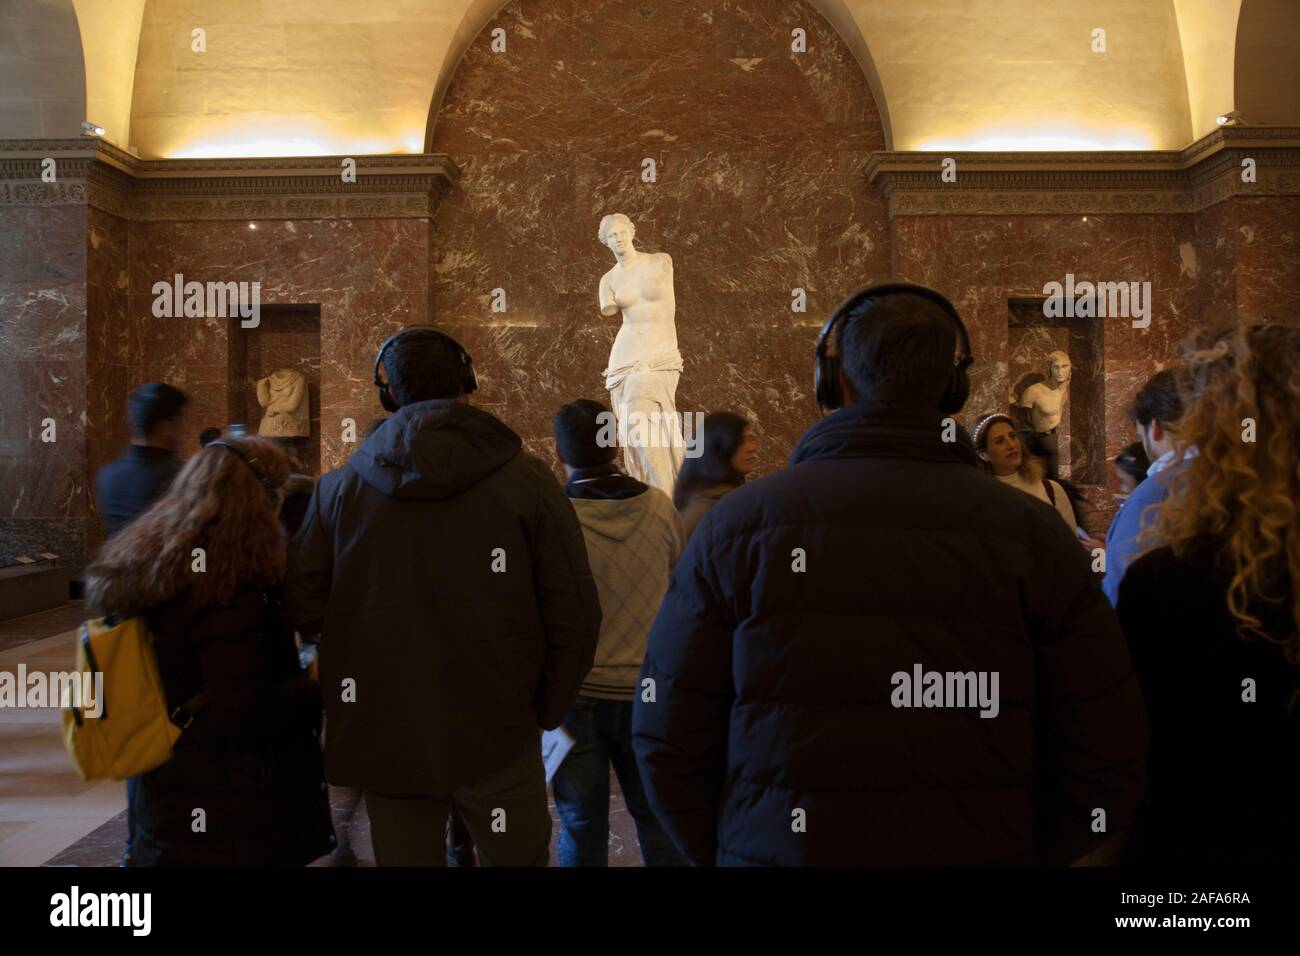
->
[81,120,105,137]
[248,223,258,230]
[1216,110,1247,127]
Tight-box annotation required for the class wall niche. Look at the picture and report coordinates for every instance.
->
[226,305,322,476]
[1007,298,1105,487]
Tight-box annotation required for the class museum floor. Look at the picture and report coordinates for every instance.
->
[0,605,643,868]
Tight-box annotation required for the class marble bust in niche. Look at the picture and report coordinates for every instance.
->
[597,213,685,493]
[257,368,310,438]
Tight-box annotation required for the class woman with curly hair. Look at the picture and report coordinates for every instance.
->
[1118,323,1300,865]
[84,436,334,866]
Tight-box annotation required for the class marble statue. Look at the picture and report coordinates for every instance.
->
[256,368,310,438]
[597,213,685,493]
[1014,350,1071,478]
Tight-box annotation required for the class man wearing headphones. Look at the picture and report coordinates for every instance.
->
[286,326,601,866]
[631,283,1148,866]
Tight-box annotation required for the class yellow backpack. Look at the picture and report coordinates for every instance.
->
[61,615,208,781]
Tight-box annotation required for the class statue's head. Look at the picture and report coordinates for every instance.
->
[1047,350,1072,384]
[598,213,635,255]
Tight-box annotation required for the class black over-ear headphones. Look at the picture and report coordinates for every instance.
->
[814,281,974,414]
[373,325,478,413]
[208,438,276,503]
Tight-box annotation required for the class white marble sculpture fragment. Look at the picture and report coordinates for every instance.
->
[256,368,310,437]
[597,213,685,493]
[1016,350,1072,433]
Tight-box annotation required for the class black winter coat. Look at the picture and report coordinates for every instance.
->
[134,586,334,866]
[632,402,1148,866]
[1118,542,1300,865]
[285,400,601,794]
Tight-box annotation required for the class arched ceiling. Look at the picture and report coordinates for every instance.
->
[0,0,86,138]
[5,0,1297,158]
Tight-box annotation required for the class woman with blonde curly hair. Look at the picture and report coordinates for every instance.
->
[1117,323,1300,865]
[84,436,334,866]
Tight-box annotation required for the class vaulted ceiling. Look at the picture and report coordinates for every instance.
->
[2,0,1296,157]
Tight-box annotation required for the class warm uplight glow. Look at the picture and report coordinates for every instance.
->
[163,116,423,160]
[915,121,1157,152]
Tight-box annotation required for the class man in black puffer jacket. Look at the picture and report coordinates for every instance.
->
[287,328,601,866]
[632,284,1148,866]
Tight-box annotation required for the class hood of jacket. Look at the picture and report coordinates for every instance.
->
[791,402,978,468]
[348,399,522,500]
[572,488,657,544]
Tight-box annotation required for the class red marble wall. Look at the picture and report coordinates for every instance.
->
[0,203,90,569]
[123,218,429,475]
[428,0,891,472]
[1201,196,1300,326]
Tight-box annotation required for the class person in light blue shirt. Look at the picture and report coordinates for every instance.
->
[1102,370,1186,606]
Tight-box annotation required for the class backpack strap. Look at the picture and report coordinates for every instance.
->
[1042,479,1056,506]
[169,691,210,730]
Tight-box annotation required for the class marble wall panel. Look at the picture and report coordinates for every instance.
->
[1227,197,1300,325]
[124,217,430,472]
[0,204,90,573]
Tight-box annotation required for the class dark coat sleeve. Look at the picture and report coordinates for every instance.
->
[525,458,602,730]
[632,513,736,866]
[1029,512,1149,864]
[284,480,334,638]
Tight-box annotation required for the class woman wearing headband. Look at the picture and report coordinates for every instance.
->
[973,413,1078,534]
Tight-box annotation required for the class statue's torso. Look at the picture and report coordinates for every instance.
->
[606,253,677,367]
[1025,381,1067,430]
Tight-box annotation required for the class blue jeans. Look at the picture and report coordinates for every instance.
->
[122,776,140,865]
[553,696,684,867]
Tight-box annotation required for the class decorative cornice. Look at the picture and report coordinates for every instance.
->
[867,126,1300,217]
[0,139,460,220]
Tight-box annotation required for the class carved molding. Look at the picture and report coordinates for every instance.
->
[867,126,1300,217]
[0,139,460,220]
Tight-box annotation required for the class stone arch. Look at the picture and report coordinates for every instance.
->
[423,0,895,150]
[0,0,86,139]
[1234,0,1300,126]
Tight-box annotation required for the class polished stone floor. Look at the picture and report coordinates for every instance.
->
[1,603,645,867]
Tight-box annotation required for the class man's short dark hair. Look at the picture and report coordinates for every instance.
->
[1115,441,1150,483]
[838,293,958,407]
[1128,368,1184,428]
[127,383,188,438]
[386,332,466,406]
[554,399,616,468]
[198,426,221,447]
